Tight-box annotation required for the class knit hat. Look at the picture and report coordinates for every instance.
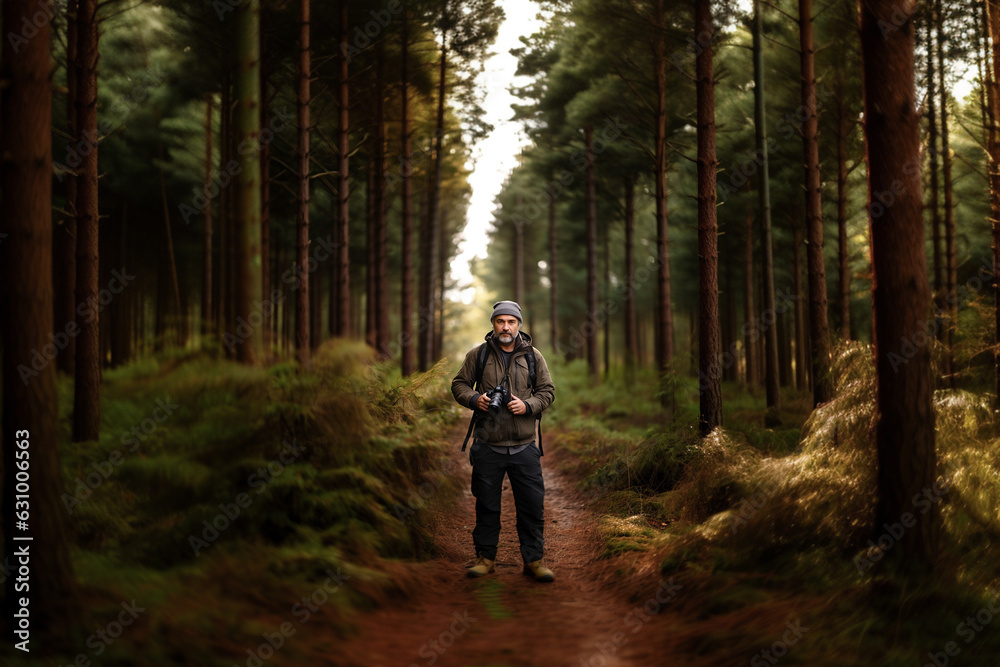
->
[491,300,522,323]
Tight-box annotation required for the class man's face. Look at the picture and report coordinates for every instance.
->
[493,315,519,346]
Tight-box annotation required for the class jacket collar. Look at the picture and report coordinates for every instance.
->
[484,329,532,356]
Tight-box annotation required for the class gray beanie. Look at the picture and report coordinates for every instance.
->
[491,300,522,323]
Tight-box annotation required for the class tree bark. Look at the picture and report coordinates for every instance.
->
[585,124,599,380]
[695,0,722,436]
[375,45,390,360]
[925,8,944,337]
[296,0,311,367]
[836,69,851,341]
[799,0,832,406]
[336,0,351,338]
[400,2,415,375]
[987,0,1000,410]
[234,0,263,364]
[218,66,231,342]
[73,0,100,443]
[936,0,957,387]
[792,218,807,392]
[861,0,939,571]
[744,208,757,386]
[55,0,79,376]
[202,94,213,339]
[549,188,559,355]
[654,0,675,371]
[625,176,638,373]
[753,0,779,408]
[514,198,524,304]
[260,30,272,359]
[2,0,87,642]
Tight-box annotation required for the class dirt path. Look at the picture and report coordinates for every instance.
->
[329,432,685,667]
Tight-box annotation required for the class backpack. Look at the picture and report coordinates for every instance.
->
[461,342,544,455]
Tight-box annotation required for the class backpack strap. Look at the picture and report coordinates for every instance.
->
[526,347,544,456]
[461,344,493,452]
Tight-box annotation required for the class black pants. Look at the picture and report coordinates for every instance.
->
[469,441,545,563]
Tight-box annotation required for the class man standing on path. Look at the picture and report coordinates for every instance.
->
[452,300,556,582]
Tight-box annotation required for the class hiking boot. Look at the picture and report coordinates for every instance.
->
[466,555,495,578]
[523,559,555,583]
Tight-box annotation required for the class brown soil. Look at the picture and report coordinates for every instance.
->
[329,435,692,667]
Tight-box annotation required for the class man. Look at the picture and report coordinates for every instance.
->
[452,300,556,582]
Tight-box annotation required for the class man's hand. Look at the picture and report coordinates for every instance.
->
[477,394,491,411]
[507,395,527,415]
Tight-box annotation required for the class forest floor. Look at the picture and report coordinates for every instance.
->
[333,425,694,667]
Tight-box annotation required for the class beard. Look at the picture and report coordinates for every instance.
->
[498,333,514,344]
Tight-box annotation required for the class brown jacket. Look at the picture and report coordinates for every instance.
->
[451,331,555,448]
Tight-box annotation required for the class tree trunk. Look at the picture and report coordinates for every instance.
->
[835,65,851,341]
[792,218,807,392]
[234,0,263,365]
[925,9,944,339]
[55,0,79,376]
[753,0,779,408]
[654,0,674,371]
[400,1,415,375]
[375,45,390,360]
[624,176,638,373]
[799,0,832,406]
[366,156,376,350]
[936,0,957,387]
[695,0,722,436]
[295,0,311,367]
[218,67,231,342]
[549,188,559,355]
[157,139,183,345]
[2,0,87,642]
[73,0,100,443]
[744,208,757,386]
[421,33,448,370]
[861,0,939,571]
[260,31,272,360]
[987,0,1000,410]
[336,0,351,338]
[514,197,524,304]
[585,124,599,380]
[202,94,213,339]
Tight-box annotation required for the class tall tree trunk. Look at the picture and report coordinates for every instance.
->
[987,0,1000,410]
[296,0,311,367]
[723,263,737,382]
[513,198,524,304]
[436,209,448,362]
[753,0,780,408]
[549,188,559,355]
[792,218,807,392]
[202,94,213,339]
[55,0,79,376]
[260,31,272,360]
[624,176,638,373]
[336,0,351,338]
[695,0,722,436]
[157,140,183,345]
[585,124,599,380]
[234,0,263,364]
[421,32,448,371]
[73,0,100,442]
[375,45,390,360]
[836,70,851,341]
[2,0,87,642]
[926,8,944,338]
[654,0,675,371]
[799,0,832,406]
[400,1,415,375]
[218,67,231,342]
[366,157,376,350]
[861,0,938,571]
[744,208,757,386]
[936,0,957,387]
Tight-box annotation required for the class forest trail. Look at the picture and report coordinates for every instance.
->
[331,427,686,667]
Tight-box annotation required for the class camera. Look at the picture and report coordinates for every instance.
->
[485,385,510,416]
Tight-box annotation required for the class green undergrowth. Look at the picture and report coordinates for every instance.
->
[12,339,464,666]
[552,342,1000,665]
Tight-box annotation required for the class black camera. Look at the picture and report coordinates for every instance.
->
[485,385,510,416]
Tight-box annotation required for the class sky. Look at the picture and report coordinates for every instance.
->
[451,0,543,305]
